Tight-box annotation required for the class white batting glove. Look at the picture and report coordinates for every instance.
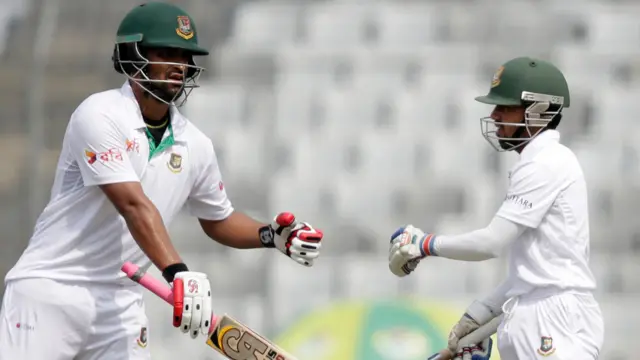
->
[259,212,323,267]
[172,271,212,339]
[388,225,436,277]
[448,301,498,354]
[453,338,493,360]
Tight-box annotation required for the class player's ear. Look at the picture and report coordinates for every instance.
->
[113,43,147,76]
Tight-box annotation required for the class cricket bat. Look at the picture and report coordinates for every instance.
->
[427,314,503,360]
[121,262,298,360]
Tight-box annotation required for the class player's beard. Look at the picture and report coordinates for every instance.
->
[144,81,185,104]
[499,126,527,150]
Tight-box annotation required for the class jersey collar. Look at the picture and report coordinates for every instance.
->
[120,81,188,141]
[521,130,560,159]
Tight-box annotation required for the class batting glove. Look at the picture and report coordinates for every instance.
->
[259,212,323,267]
[172,271,213,339]
[453,338,493,360]
[388,225,436,277]
[448,301,498,354]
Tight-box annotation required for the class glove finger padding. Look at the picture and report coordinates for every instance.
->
[389,246,419,277]
[189,296,203,338]
[454,338,493,360]
[289,241,320,259]
[173,272,211,339]
[200,280,212,336]
[294,222,323,242]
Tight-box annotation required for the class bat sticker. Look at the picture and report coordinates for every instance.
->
[206,316,287,360]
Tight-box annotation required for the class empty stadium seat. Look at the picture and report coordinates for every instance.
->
[274,46,354,88]
[587,5,640,54]
[342,255,403,299]
[185,82,247,133]
[351,48,425,90]
[303,1,374,48]
[230,1,301,49]
[266,255,335,327]
[372,2,436,48]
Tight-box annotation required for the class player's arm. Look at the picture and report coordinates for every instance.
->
[189,140,324,266]
[68,106,183,276]
[432,161,559,260]
[198,212,265,249]
[430,215,525,261]
[388,161,559,275]
[100,182,181,270]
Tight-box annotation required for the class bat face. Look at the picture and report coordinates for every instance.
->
[206,315,297,360]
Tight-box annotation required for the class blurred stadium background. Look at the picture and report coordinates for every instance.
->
[0,0,639,359]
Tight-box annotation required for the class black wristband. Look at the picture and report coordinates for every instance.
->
[162,263,189,283]
[259,225,275,248]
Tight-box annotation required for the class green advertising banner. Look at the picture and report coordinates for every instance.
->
[275,298,500,360]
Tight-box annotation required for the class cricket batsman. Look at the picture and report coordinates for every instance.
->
[0,2,323,359]
[387,57,604,359]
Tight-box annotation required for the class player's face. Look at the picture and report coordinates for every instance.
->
[490,105,525,138]
[145,47,190,101]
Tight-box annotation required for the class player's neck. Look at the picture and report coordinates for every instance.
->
[133,87,170,121]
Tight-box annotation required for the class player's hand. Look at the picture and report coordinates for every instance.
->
[259,212,323,267]
[447,301,496,354]
[172,271,212,339]
[388,225,436,277]
[452,338,493,360]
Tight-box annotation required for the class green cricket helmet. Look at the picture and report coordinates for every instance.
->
[112,2,209,106]
[475,57,570,152]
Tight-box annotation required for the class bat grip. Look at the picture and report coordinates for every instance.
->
[427,315,503,360]
[121,261,218,333]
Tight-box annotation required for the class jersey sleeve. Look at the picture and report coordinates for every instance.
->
[495,161,561,228]
[186,140,234,221]
[68,105,139,186]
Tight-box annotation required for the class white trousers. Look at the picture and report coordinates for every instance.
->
[0,278,151,360]
[497,291,604,360]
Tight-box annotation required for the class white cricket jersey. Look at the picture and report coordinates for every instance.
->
[496,130,597,298]
[5,82,233,285]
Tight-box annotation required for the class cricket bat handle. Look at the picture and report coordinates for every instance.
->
[121,261,218,334]
[428,315,503,360]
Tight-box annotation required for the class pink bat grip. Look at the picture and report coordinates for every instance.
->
[121,262,218,334]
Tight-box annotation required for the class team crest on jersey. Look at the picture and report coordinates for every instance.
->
[137,327,148,348]
[176,16,194,40]
[167,153,183,173]
[491,66,504,88]
[537,336,555,356]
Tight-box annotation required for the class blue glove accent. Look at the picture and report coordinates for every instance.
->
[390,226,406,243]
[482,338,493,359]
